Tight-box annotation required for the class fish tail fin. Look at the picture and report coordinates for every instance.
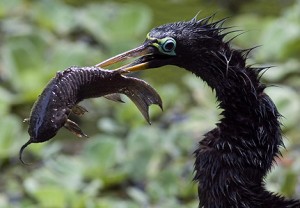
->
[121,77,163,124]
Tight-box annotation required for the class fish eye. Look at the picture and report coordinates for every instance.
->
[161,38,176,53]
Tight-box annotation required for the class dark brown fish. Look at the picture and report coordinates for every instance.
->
[20,66,162,163]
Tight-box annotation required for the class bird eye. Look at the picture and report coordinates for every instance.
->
[147,35,177,56]
[162,39,176,52]
[159,37,176,55]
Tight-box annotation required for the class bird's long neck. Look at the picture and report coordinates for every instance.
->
[191,42,300,207]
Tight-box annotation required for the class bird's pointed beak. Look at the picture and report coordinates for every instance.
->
[95,42,154,73]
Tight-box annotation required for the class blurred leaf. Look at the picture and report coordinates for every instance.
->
[125,127,161,179]
[0,115,22,160]
[262,60,300,82]
[256,1,300,62]
[127,187,148,205]
[97,117,121,134]
[79,3,152,55]
[0,86,15,115]
[23,156,84,201]
[0,0,22,18]
[95,197,140,208]
[258,20,300,61]
[49,40,101,68]
[280,170,298,197]
[265,85,300,130]
[82,135,121,170]
[30,0,76,35]
[4,32,49,71]
[229,14,272,49]
[81,135,128,186]
[34,185,66,208]
[152,82,187,110]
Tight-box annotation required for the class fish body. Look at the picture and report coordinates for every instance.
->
[21,66,162,163]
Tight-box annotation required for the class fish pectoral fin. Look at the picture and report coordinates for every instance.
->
[64,119,88,138]
[72,105,88,116]
[104,93,124,103]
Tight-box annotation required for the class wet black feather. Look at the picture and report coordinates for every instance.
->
[148,16,300,208]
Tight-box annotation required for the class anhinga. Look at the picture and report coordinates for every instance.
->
[97,16,300,207]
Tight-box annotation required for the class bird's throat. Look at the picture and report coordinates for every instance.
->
[192,44,290,206]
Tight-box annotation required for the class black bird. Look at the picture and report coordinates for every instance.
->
[97,16,300,207]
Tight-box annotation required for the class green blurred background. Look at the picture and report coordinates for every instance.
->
[0,0,300,207]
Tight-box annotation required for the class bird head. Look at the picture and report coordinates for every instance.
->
[96,16,226,75]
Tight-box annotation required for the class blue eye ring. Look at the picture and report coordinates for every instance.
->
[158,37,176,55]
[146,34,177,56]
[162,38,176,53]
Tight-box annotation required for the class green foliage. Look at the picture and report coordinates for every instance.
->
[0,0,299,207]
[256,2,300,62]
